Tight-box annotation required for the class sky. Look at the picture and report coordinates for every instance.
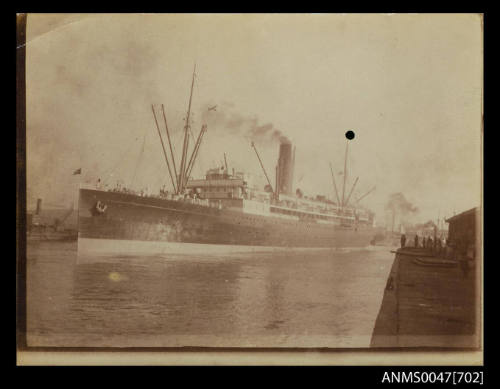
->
[25,13,482,225]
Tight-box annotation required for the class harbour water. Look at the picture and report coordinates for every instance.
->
[26,241,395,348]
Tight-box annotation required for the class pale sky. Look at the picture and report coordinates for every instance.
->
[25,13,483,224]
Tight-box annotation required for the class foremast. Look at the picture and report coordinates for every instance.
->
[151,64,208,195]
[178,64,196,193]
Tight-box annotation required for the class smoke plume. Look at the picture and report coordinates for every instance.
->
[422,220,437,228]
[385,192,419,217]
[200,102,291,144]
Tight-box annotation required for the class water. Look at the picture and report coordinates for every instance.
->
[26,241,395,348]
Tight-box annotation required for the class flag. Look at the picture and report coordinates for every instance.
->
[73,168,81,175]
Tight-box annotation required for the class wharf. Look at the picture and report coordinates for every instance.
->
[370,247,481,348]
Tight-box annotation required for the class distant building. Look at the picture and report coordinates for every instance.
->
[445,207,480,259]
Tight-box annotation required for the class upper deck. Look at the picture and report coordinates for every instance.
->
[81,166,373,227]
[185,169,373,226]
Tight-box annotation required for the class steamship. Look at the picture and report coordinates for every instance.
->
[77,70,377,257]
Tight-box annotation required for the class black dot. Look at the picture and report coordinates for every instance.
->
[345,130,355,140]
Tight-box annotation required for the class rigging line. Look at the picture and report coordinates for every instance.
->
[131,128,147,187]
[194,146,205,178]
[193,75,203,141]
[185,125,207,183]
[173,129,184,163]
[100,140,140,186]
[341,141,348,209]
[161,104,178,182]
[189,70,198,143]
[172,121,196,175]
[182,123,196,165]
[329,162,341,206]
[344,176,359,208]
[152,105,177,192]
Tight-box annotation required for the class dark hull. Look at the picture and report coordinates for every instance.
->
[77,189,376,255]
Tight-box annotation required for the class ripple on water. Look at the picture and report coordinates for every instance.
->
[26,241,395,347]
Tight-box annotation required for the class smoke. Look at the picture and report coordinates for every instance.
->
[385,192,418,214]
[422,220,437,228]
[385,192,419,225]
[200,102,291,144]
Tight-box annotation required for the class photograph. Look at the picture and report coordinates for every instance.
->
[17,13,483,365]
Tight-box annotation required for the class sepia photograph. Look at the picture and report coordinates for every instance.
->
[17,13,483,365]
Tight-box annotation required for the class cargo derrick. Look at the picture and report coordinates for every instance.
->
[251,141,275,198]
[151,64,208,196]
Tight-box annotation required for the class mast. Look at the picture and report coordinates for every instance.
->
[251,142,274,195]
[341,141,348,209]
[151,105,177,192]
[178,64,196,193]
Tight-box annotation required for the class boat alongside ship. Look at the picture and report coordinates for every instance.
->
[27,199,77,242]
[77,68,379,256]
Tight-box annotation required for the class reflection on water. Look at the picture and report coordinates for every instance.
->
[26,241,395,347]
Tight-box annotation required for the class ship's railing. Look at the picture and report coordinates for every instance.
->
[153,193,213,208]
[84,183,218,208]
[84,183,371,218]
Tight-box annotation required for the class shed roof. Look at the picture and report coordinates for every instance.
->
[445,207,479,224]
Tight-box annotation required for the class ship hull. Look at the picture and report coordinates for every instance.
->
[77,189,376,256]
[77,237,344,257]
